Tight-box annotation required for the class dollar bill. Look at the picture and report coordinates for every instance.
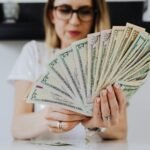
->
[72,39,88,104]
[87,32,102,102]
[57,47,84,104]
[92,30,111,97]
[27,23,150,117]
[100,26,125,88]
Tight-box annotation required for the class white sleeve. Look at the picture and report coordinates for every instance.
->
[8,41,38,84]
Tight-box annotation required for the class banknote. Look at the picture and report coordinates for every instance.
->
[27,23,150,116]
[72,39,88,104]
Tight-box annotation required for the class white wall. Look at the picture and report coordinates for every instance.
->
[0,41,27,142]
[143,0,150,21]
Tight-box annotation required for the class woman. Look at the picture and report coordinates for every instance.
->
[8,0,127,141]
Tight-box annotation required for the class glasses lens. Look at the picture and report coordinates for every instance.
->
[78,7,94,21]
[55,5,72,20]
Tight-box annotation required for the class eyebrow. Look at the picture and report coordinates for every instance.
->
[54,3,92,8]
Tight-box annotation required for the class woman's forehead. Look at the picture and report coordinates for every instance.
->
[54,0,93,7]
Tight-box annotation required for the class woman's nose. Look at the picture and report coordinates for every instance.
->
[69,13,81,25]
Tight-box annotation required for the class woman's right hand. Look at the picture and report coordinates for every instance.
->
[40,105,86,133]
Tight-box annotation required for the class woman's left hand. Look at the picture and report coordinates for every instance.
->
[82,83,127,139]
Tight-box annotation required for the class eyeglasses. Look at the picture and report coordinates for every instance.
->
[53,5,97,22]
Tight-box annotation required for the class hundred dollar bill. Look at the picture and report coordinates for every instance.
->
[87,32,102,102]
[27,83,73,104]
[118,83,139,100]
[37,72,76,101]
[109,32,148,83]
[117,32,148,71]
[57,46,84,104]
[95,27,125,96]
[72,39,88,104]
[27,84,90,116]
[92,30,111,97]
[46,57,77,99]
[107,24,145,83]
[121,35,150,71]
[117,80,144,87]
[88,32,101,75]
[125,71,149,82]
[100,26,125,87]
[118,23,145,61]
[118,57,150,83]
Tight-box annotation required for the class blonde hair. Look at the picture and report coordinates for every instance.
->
[44,0,110,49]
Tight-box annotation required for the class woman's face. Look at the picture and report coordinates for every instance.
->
[51,0,93,48]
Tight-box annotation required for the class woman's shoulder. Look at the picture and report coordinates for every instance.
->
[20,40,50,59]
[22,40,45,52]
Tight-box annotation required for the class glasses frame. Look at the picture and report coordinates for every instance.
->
[53,5,97,22]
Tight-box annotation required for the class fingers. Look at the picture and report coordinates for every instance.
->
[42,106,85,133]
[107,85,119,124]
[93,97,101,118]
[47,105,82,115]
[113,83,126,113]
[47,112,86,122]
[48,120,79,133]
[92,97,105,127]
[100,90,111,126]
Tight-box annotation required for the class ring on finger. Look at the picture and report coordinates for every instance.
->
[104,115,111,121]
[57,121,63,131]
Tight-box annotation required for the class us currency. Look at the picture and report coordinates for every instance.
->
[100,26,125,88]
[117,32,148,70]
[118,57,150,83]
[94,27,125,96]
[119,83,139,100]
[37,72,75,101]
[109,31,148,83]
[117,80,144,87]
[118,23,145,61]
[107,24,145,83]
[87,34,97,103]
[92,30,111,97]
[72,39,88,104]
[87,32,101,102]
[104,23,134,84]
[88,32,101,75]
[27,83,73,103]
[57,47,84,104]
[27,84,90,116]
[125,71,149,82]
[46,57,77,100]
[122,35,150,71]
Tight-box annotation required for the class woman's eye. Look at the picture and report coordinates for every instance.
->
[59,7,71,14]
[80,8,93,15]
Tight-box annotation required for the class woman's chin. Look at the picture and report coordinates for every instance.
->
[62,36,85,48]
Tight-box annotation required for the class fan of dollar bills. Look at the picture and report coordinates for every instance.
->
[27,23,150,116]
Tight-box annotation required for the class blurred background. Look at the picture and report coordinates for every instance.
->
[0,0,150,144]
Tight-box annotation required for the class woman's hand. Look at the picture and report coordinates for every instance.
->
[40,106,86,133]
[82,83,127,140]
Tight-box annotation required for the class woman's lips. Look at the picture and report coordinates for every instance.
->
[68,31,81,37]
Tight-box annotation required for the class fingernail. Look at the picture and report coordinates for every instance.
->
[114,83,120,89]
[96,97,100,103]
[107,86,112,93]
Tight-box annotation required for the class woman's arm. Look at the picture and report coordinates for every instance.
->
[82,83,127,140]
[12,80,47,139]
[12,80,86,140]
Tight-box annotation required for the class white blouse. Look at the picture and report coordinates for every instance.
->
[8,40,92,145]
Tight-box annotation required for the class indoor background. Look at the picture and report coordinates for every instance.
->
[0,0,150,146]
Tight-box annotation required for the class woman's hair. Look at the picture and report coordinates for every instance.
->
[44,0,110,48]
